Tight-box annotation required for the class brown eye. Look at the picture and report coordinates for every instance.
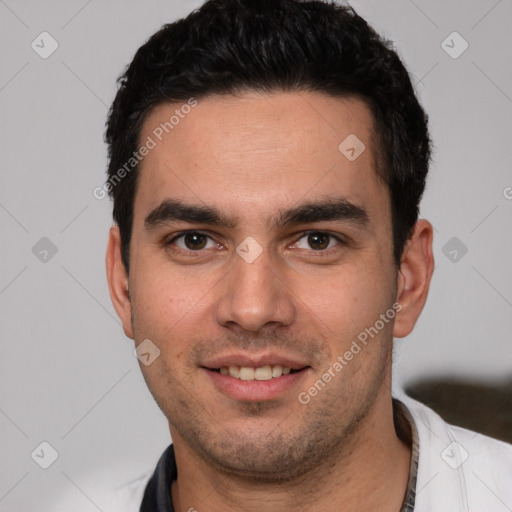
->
[171,232,219,251]
[295,232,340,251]
[307,233,330,250]
[183,233,208,250]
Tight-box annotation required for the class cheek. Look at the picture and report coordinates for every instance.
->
[130,262,212,341]
[297,263,392,333]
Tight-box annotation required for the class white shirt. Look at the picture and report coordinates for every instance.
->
[50,395,512,511]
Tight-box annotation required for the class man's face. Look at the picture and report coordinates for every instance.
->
[122,92,401,479]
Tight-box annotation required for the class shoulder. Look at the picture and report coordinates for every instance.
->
[399,394,512,512]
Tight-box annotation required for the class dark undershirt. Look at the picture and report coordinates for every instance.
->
[140,399,419,512]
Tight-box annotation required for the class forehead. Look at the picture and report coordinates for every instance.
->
[134,91,387,226]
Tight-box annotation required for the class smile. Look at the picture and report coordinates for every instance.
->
[215,365,298,380]
[203,364,310,402]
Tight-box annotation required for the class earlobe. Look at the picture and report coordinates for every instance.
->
[393,220,434,339]
[106,225,134,339]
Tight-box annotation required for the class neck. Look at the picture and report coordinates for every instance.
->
[170,390,411,512]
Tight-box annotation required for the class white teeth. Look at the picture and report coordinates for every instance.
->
[219,365,294,380]
[239,367,255,380]
[254,365,272,380]
[272,365,283,378]
[228,366,240,378]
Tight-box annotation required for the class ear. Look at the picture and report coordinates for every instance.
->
[106,225,134,339]
[393,219,434,338]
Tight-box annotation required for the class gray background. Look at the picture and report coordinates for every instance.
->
[0,0,511,510]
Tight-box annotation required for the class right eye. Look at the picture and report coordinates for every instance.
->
[168,231,223,252]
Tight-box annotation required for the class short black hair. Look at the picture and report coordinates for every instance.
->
[105,0,431,272]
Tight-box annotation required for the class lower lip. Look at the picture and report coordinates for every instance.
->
[202,368,309,402]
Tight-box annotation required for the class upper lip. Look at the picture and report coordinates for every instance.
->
[201,352,310,371]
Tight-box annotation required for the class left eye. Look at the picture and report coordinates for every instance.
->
[295,232,341,251]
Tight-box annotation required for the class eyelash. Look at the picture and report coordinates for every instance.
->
[165,230,346,256]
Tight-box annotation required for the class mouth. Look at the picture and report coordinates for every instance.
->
[200,355,311,402]
[209,365,305,381]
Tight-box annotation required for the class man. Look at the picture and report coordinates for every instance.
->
[100,0,512,510]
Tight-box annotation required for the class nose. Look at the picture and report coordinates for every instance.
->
[214,246,296,333]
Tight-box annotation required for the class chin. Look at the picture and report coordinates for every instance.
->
[177,417,347,483]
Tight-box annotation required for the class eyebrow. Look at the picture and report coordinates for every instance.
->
[144,197,369,231]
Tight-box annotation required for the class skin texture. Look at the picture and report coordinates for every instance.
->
[106,91,434,511]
